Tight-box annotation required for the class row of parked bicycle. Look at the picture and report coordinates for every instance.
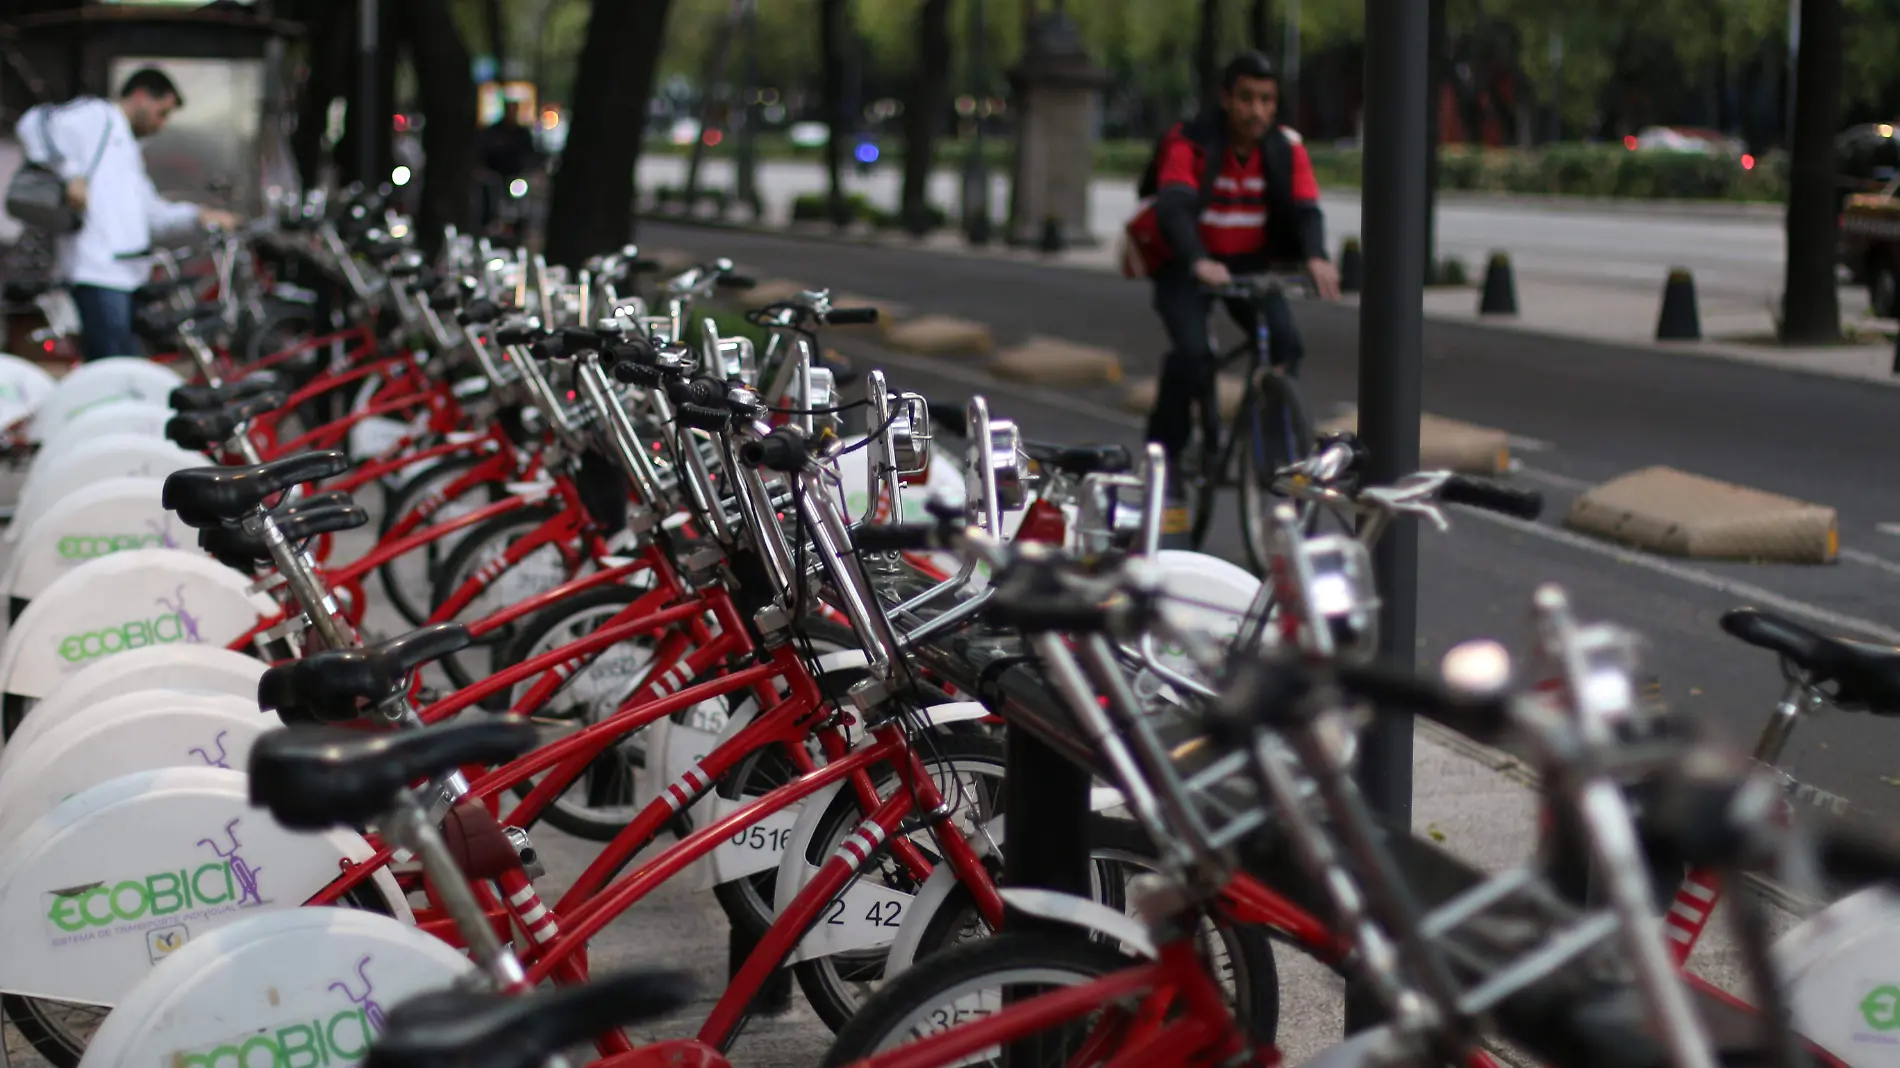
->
[0,185,1895,1068]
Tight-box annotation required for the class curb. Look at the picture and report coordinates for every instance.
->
[1564,466,1839,564]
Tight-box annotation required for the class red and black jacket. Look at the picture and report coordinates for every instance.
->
[1140,108,1327,268]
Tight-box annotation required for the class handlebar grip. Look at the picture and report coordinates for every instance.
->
[716,273,757,291]
[1333,661,1513,745]
[675,403,731,432]
[605,340,657,367]
[853,523,943,553]
[494,323,540,346]
[458,299,500,326]
[823,307,879,325]
[1440,475,1544,521]
[528,337,564,362]
[667,375,728,409]
[739,427,809,473]
[561,327,604,354]
[611,360,665,387]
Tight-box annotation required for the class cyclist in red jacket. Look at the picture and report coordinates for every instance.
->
[1142,51,1340,464]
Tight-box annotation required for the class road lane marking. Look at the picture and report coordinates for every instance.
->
[865,349,1900,641]
[1841,547,1900,580]
[1878,522,1900,538]
[1517,466,1594,492]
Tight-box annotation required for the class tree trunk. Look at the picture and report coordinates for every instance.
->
[1781,0,1843,343]
[333,0,396,189]
[291,4,350,189]
[396,0,476,257]
[1249,0,1271,52]
[544,0,675,268]
[481,0,506,74]
[820,0,850,228]
[900,0,952,235]
[1196,0,1222,106]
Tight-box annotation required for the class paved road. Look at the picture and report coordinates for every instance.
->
[638,158,1797,303]
[647,218,1900,826]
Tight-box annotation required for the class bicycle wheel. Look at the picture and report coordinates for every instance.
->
[376,453,502,627]
[427,502,573,690]
[902,815,1278,1047]
[820,932,1154,1066]
[1236,371,1314,576]
[1181,377,1223,552]
[791,732,1009,1033]
[500,583,661,839]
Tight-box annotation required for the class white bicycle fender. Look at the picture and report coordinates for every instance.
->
[882,786,1129,979]
[1000,888,1158,958]
[0,766,408,1006]
[2,646,266,767]
[79,908,473,1068]
[9,435,204,544]
[0,693,268,849]
[36,401,174,462]
[1775,885,1900,1058]
[2,477,186,602]
[0,549,271,702]
[0,354,58,416]
[29,358,182,445]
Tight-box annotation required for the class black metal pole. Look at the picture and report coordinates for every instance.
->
[357,0,381,187]
[735,0,762,219]
[963,0,992,244]
[1345,0,1426,1033]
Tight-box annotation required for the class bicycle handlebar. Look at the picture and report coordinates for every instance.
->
[1208,272,1314,301]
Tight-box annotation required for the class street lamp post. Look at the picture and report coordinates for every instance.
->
[358,0,380,187]
[963,0,991,243]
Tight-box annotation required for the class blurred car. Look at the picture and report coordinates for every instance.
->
[1631,125,1745,156]
[1840,175,1900,317]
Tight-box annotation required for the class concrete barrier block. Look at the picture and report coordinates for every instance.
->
[1119,375,1246,419]
[989,335,1123,386]
[884,314,994,356]
[1316,411,1511,475]
[1564,466,1838,563]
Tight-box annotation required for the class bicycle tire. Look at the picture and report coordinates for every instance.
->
[820,931,1150,1066]
[1237,371,1314,576]
[376,453,502,627]
[499,583,684,840]
[791,732,1009,1033]
[1181,376,1222,552]
[711,619,883,937]
[0,882,396,1068]
[902,815,1279,1047]
[427,502,570,691]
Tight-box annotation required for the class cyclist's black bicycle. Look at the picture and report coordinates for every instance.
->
[1174,272,1316,574]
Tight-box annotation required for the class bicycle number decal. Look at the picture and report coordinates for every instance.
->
[791,880,914,963]
[700,799,804,889]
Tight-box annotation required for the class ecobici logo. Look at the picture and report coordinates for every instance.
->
[171,954,386,1068]
[56,583,202,664]
[44,817,267,947]
[1860,984,1900,1044]
[56,516,177,561]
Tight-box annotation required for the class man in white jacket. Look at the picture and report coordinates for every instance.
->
[20,68,238,361]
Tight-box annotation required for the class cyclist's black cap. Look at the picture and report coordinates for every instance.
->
[1221,51,1278,90]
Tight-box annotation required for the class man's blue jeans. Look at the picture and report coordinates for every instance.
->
[69,284,140,363]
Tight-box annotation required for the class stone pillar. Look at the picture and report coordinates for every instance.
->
[1005,10,1109,248]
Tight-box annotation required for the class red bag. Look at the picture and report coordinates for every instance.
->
[1119,199,1173,279]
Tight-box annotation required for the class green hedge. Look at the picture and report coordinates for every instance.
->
[1306,144,1787,203]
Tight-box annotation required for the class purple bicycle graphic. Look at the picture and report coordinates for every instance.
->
[328,955,387,1032]
[154,584,203,644]
[143,515,177,550]
[196,818,265,907]
[187,730,231,769]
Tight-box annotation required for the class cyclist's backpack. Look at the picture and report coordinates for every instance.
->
[1120,123,1226,280]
